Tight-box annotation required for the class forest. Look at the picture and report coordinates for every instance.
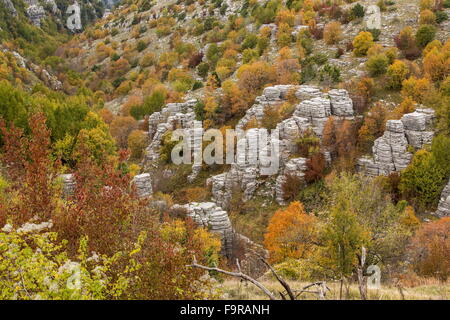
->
[0,0,449,300]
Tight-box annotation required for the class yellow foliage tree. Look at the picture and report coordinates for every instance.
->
[352,31,374,57]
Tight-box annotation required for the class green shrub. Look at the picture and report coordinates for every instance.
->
[351,3,365,18]
[197,62,210,78]
[399,135,450,209]
[241,34,259,50]
[366,54,389,76]
[436,11,448,24]
[415,24,436,47]
[136,40,147,52]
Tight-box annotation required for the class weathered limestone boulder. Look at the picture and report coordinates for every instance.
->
[60,174,75,197]
[435,180,450,217]
[172,202,234,257]
[401,108,435,149]
[1,0,17,16]
[358,109,435,176]
[373,120,412,174]
[212,86,355,208]
[27,4,46,27]
[293,97,331,136]
[262,86,282,101]
[328,89,355,117]
[365,5,382,30]
[143,100,197,166]
[237,85,299,131]
[147,100,197,138]
[132,173,153,198]
[207,127,281,208]
[295,85,323,100]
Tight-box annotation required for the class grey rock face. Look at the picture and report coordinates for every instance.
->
[207,127,280,209]
[401,108,435,149]
[1,0,17,16]
[143,99,197,166]
[328,89,355,117]
[132,173,153,198]
[435,180,450,217]
[27,4,46,27]
[365,5,382,30]
[357,109,435,176]
[172,202,234,257]
[4,49,63,90]
[211,85,354,208]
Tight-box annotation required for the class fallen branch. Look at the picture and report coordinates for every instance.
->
[257,254,295,300]
[187,256,277,300]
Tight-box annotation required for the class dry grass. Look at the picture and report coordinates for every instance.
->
[220,278,450,300]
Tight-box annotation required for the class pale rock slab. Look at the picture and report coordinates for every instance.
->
[435,180,450,217]
[132,173,153,198]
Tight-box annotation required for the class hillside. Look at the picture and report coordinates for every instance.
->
[0,0,449,300]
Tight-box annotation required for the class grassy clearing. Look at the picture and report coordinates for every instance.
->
[220,278,450,300]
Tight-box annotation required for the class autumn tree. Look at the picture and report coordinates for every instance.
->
[323,21,342,45]
[237,61,276,96]
[317,173,412,287]
[389,97,416,120]
[409,217,450,281]
[0,113,58,225]
[264,202,318,263]
[322,117,337,154]
[415,24,436,48]
[419,9,436,25]
[109,58,131,77]
[110,116,138,149]
[305,153,326,183]
[357,102,389,153]
[335,120,358,171]
[423,47,448,82]
[394,27,420,59]
[352,31,374,56]
[386,59,410,89]
[128,130,148,160]
[366,53,389,76]
[401,76,434,104]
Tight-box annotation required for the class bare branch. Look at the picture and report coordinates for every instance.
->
[187,257,277,300]
[257,255,296,300]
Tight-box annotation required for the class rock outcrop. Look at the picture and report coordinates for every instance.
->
[2,48,63,90]
[132,173,153,198]
[25,0,47,27]
[1,0,17,16]
[435,180,450,217]
[172,202,234,257]
[358,108,435,176]
[143,99,197,166]
[209,85,355,208]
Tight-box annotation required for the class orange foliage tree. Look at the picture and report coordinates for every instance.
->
[264,201,317,263]
[357,103,389,153]
[409,217,450,281]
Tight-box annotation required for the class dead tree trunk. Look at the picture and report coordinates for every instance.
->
[357,246,368,300]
